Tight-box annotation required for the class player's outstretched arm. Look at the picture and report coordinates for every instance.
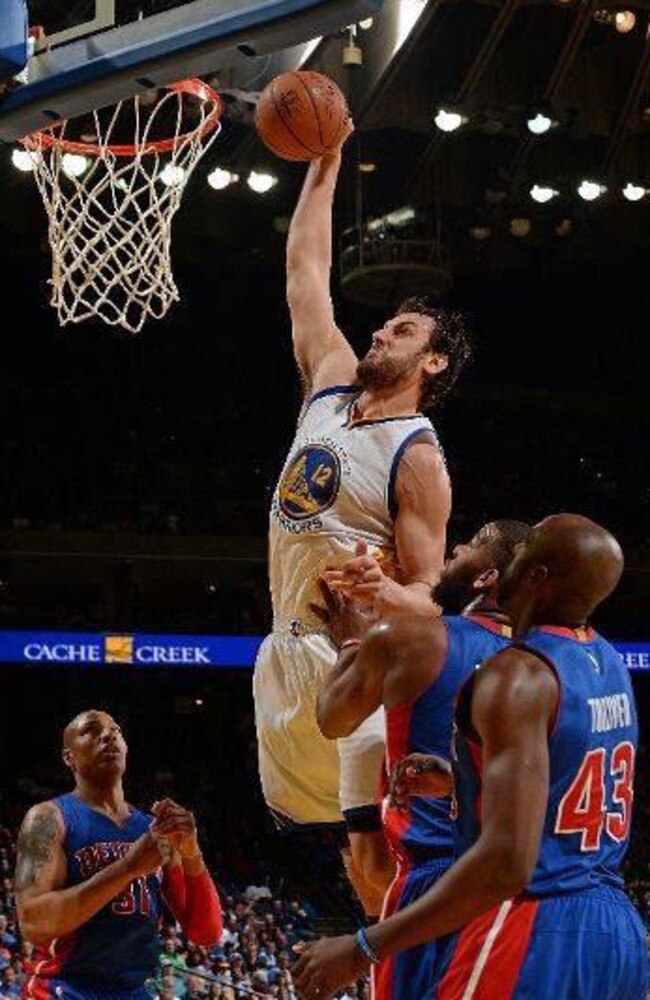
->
[293,649,558,999]
[286,123,358,395]
[15,802,162,945]
[316,614,445,739]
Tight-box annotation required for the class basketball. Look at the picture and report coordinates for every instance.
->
[254,70,349,161]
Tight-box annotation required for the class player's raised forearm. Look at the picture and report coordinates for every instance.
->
[18,853,154,944]
[286,152,341,279]
[374,579,438,617]
[316,645,365,738]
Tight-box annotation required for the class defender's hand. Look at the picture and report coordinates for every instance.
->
[309,578,374,647]
[292,934,367,999]
[151,799,201,860]
[389,753,454,809]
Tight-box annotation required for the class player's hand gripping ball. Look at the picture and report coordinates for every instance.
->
[255,70,351,161]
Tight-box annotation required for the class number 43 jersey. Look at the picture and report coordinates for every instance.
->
[456,625,638,896]
[30,794,163,991]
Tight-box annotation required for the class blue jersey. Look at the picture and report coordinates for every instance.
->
[456,625,638,895]
[28,794,164,993]
[383,613,512,867]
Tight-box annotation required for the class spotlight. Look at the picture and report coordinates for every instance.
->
[11,148,38,172]
[207,167,239,190]
[622,182,646,201]
[358,17,374,29]
[470,225,491,241]
[510,217,532,237]
[434,108,466,132]
[614,10,636,32]
[530,184,559,203]
[358,161,377,173]
[61,153,90,179]
[385,206,416,227]
[159,163,186,187]
[247,170,278,193]
[527,113,553,135]
[555,218,573,236]
[577,180,606,201]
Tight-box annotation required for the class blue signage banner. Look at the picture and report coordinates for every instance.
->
[0,631,263,668]
[0,631,649,670]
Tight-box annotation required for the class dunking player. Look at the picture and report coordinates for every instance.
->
[312,520,530,1000]
[294,514,648,1000]
[15,710,223,1000]
[253,120,471,910]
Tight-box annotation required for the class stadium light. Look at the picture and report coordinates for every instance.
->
[622,182,646,202]
[530,184,559,203]
[578,180,606,201]
[434,108,466,132]
[207,168,239,191]
[247,171,278,194]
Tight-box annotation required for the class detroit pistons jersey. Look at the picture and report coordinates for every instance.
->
[383,614,512,866]
[27,794,163,994]
[456,625,638,895]
[269,385,438,628]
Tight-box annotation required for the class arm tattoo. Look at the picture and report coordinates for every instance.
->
[15,811,60,893]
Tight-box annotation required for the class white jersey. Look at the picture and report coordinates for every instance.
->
[269,385,440,629]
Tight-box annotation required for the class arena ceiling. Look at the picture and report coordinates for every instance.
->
[7,0,648,300]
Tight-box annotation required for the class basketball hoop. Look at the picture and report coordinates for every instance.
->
[22,79,223,333]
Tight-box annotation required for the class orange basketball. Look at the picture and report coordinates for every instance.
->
[255,70,349,161]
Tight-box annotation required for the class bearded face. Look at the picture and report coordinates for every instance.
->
[356,346,425,390]
[356,312,437,392]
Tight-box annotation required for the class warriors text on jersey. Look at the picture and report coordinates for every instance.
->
[269,385,438,630]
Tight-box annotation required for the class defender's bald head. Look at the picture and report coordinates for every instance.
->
[499,513,623,632]
[531,514,623,618]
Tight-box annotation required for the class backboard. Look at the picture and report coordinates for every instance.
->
[0,0,384,143]
[0,0,28,83]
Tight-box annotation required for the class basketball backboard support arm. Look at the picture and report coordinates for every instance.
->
[0,0,384,143]
[33,0,116,51]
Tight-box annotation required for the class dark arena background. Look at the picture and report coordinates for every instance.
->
[0,1,649,998]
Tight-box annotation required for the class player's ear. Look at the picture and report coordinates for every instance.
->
[473,567,499,592]
[62,747,73,770]
[424,353,448,376]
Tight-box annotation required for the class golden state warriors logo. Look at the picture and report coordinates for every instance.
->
[105,635,134,664]
[279,445,341,521]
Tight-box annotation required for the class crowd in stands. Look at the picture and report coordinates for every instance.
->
[0,821,368,1000]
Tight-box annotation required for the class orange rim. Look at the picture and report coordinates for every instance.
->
[22,78,223,156]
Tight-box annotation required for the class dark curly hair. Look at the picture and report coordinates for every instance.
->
[487,519,533,573]
[396,296,472,411]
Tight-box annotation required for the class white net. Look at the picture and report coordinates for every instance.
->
[22,80,222,334]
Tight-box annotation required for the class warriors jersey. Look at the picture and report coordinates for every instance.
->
[269,385,439,628]
[455,626,639,894]
[25,794,163,996]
